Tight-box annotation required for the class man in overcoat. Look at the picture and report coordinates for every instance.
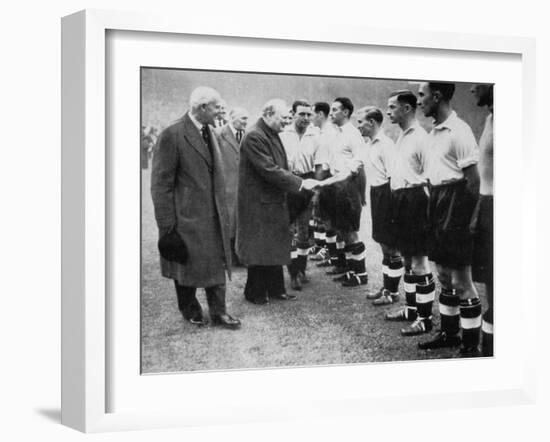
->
[151,86,241,329]
[236,99,319,304]
[216,106,249,265]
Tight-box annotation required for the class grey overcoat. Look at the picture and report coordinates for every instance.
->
[216,124,240,239]
[236,118,302,265]
[151,113,231,287]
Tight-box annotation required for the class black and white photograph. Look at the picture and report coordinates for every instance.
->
[140,68,494,373]
[4,0,548,439]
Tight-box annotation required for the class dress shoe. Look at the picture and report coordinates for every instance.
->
[187,315,208,326]
[245,296,269,305]
[211,313,241,330]
[385,307,417,322]
[401,318,432,336]
[290,275,302,291]
[341,273,368,287]
[270,293,297,301]
[418,331,461,350]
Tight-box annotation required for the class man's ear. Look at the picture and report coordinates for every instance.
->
[433,90,442,103]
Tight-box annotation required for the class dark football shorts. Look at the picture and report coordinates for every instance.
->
[427,179,479,268]
[287,172,314,224]
[370,181,395,247]
[319,168,365,233]
[392,185,429,257]
[471,194,493,284]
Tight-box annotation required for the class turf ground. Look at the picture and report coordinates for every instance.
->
[140,168,488,373]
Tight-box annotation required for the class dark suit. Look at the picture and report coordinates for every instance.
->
[236,118,302,302]
[151,113,232,318]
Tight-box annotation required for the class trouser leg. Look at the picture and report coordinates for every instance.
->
[205,283,227,316]
[296,207,311,275]
[266,265,286,297]
[245,266,267,302]
[173,281,202,319]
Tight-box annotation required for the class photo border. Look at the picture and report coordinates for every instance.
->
[61,9,537,432]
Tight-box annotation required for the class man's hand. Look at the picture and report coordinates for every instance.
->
[301,178,321,191]
[463,164,480,197]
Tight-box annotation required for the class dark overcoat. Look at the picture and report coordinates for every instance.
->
[216,124,240,239]
[151,113,232,287]
[236,118,302,265]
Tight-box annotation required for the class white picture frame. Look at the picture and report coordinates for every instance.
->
[61,9,537,433]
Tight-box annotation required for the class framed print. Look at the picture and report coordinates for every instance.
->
[61,9,536,433]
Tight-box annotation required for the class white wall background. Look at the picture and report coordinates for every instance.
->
[0,1,547,441]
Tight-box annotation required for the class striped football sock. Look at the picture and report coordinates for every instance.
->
[336,238,346,269]
[415,273,435,323]
[382,255,390,291]
[403,272,418,320]
[439,288,460,336]
[296,241,310,274]
[386,255,404,294]
[314,225,326,249]
[460,297,482,349]
[287,247,299,277]
[345,244,354,276]
[350,242,367,277]
[325,230,337,262]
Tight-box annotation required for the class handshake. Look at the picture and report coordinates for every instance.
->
[301,178,327,191]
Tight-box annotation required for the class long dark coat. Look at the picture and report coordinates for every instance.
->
[236,118,302,265]
[216,124,240,239]
[151,113,231,287]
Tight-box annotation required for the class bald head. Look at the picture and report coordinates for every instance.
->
[261,99,290,133]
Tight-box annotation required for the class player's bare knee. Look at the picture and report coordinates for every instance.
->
[436,265,452,290]
[452,267,479,299]
[411,255,429,275]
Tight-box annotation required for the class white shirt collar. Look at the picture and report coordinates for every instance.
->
[188,112,206,132]
[285,124,316,137]
[371,129,385,144]
[433,110,458,131]
[228,123,238,137]
[402,120,421,136]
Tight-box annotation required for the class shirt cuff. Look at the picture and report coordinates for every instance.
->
[457,157,479,169]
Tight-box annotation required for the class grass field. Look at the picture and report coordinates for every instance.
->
[140,168,487,374]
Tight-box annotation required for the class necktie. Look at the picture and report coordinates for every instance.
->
[201,125,214,158]
[236,130,243,143]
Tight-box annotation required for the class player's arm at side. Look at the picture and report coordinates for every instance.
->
[463,163,480,196]
[454,123,480,197]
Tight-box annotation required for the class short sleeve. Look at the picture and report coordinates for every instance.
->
[454,123,480,169]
